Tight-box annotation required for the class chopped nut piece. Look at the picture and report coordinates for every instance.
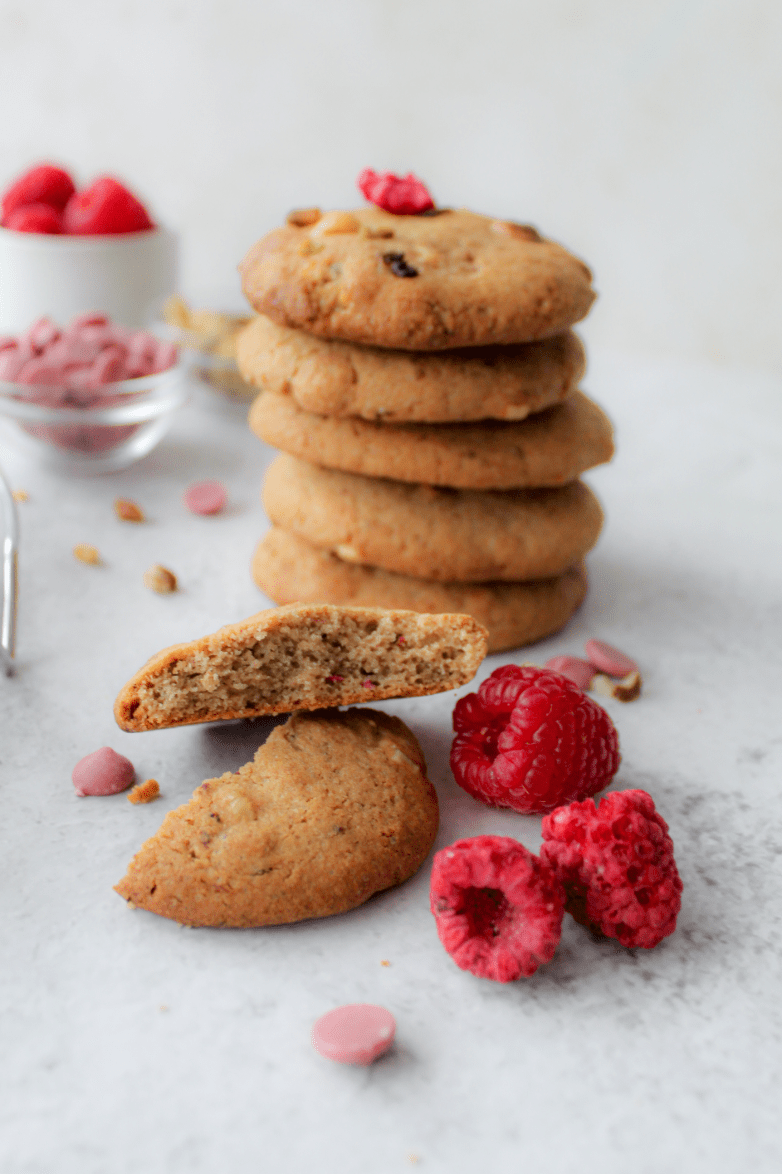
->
[312,211,360,236]
[12,489,28,503]
[143,564,177,594]
[592,670,642,702]
[490,219,542,242]
[73,544,101,565]
[298,237,325,256]
[128,778,161,804]
[114,498,145,523]
[287,206,321,227]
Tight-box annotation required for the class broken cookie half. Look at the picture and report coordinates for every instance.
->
[115,708,439,927]
[114,602,488,732]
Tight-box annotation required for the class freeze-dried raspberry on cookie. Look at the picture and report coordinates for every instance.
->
[540,789,683,949]
[450,665,620,814]
[430,835,564,982]
[357,168,434,214]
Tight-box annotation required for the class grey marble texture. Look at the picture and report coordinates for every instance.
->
[1,351,781,1174]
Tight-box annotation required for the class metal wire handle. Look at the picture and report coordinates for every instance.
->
[0,465,18,676]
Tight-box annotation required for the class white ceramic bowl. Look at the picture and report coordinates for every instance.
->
[0,226,178,334]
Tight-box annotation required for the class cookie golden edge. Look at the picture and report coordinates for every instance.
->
[248,389,615,490]
[113,602,488,732]
[114,708,439,928]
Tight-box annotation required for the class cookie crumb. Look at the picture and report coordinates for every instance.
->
[73,544,101,565]
[12,489,28,503]
[380,959,390,967]
[143,564,177,593]
[128,778,160,804]
[159,1004,169,1012]
[408,1156,420,1165]
[114,498,145,522]
[592,670,642,703]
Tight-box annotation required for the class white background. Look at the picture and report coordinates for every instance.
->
[2,0,782,370]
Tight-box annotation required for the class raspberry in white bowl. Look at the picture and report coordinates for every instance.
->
[0,164,177,334]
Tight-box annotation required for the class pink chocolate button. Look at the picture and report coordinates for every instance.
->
[584,639,638,678]
[72,747,135,796]
[183,480,227,516]
[312,1004,396,1065]
[544,655,595,690]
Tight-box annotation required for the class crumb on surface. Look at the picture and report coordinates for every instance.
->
[73,544,101,565]
[143,564,177,593]
[128,778,161,804]
[380,959,391,967]
[114,497,145,522]
[12,489,28,503]
[592,670,642,703]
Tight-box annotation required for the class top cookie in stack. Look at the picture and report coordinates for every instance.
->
[237,179,612,653]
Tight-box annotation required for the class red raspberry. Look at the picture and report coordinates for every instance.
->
[450,665,620,814]
[357,168,434,214]
[63,176,154,235]
[1,164,75,220]
[430,835,564,981]
[540,789,683,949]
[2,203,64,234]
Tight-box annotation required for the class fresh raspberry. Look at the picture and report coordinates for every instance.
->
[540,789,683,949]
[63,176,154,235]
[357,168,434,215]
[1,164,75,219]
[430,835,564,982]
[450,665,620,814]
[3,203,64,234]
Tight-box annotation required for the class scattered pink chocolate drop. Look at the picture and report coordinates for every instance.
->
[72,747,135,796]
[312,1004,396,1065]
[584,639,638,678]
[183,480,227,516]
[544,655,595,690]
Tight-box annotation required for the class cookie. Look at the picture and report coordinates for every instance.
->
[249,389,614,490]
[239,207,595,350]
[114,603,487,733]
[253,528,587,654]
[263,455,603,582]
[236,315,585,422]
[114,708,438,927]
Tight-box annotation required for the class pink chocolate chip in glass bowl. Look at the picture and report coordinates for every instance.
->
[72,747,135,796]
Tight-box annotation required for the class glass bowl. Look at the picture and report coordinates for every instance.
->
[0,359,187,474]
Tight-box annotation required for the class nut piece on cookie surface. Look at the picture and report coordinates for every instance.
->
[114,603,488,732]
[286,207,321,227]
[114,708,439,927]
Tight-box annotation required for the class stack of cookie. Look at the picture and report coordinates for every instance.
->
[236,205,612,653]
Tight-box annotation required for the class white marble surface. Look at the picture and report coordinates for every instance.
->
[1,350,781,1173]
